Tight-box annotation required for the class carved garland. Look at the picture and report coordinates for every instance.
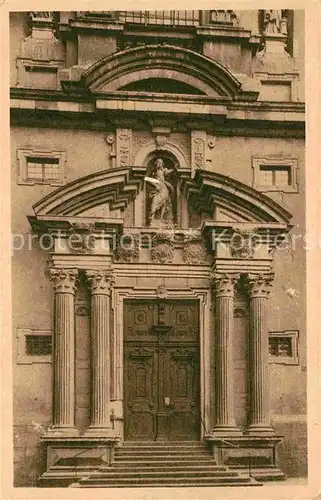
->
[230,229,259,259]
[115,235,140,263]
[151,231,175,264]
[183,233,208,264]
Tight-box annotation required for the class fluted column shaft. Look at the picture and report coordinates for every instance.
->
[86,271,114,435]
[247,273,275,434]
[212,273,241,435]
[49,268,78,435]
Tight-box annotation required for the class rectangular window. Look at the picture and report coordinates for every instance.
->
[17,149,66,186]
[268,330,299,365]
[26,334,52,356]
[26,156,61,182]
[252,157,298,193]
[259,165,291,187]
[16,328,52,364]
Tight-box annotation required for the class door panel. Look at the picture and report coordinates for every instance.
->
[124,346,157,440]
[167,346,200,440]
[124,300,200,441]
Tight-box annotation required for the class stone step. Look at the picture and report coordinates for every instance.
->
[115,446,210,455]
[78,475,259,487]
[110,463,225,471]
[90,469,238,479]
[118,448,209,453]
[120,441,205,449]
[114,454,211,462]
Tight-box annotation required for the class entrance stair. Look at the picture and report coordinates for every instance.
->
[74,441,262,488]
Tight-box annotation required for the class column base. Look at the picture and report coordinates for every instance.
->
[245,424,276,436]
[210,425,243,437]
[83,427,118,439]
[205,433,285,481]
[42,426,80,439]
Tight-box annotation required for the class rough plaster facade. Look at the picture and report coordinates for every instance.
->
[11,10,306,487]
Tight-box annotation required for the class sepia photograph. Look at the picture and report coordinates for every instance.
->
[2,3,320,498]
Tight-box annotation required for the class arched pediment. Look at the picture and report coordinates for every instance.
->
[31,167,292,226]
[76,44,259,100]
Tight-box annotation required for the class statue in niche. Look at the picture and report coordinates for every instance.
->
[263,10,288,35]
[145,158,176,227]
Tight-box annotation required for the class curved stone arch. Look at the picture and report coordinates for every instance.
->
[81,44,243,98]
[105,69,216,96]
[133,139,189,169]
[31,166,292,225]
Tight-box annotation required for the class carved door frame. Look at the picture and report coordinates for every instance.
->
[111,285,211,441]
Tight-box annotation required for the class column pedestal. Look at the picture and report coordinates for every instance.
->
[84,271,116,438]
[211,273,242,437]
[246,274,275,436]
[45,268,79,438]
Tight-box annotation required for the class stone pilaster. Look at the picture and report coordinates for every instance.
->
[211,273,242,436]
[48,268,79,436]
[246,273,275,435]
[85,270,115,436]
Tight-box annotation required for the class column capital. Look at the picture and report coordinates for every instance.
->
[246,273,274,298]
[49,268,78,294]
[86,270,115,295]
[211,272,240,297]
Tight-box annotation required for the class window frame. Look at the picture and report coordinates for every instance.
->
[268,330,299,365]
[17,148,66,186]
[252,156,298,193]
[16,328,52,365]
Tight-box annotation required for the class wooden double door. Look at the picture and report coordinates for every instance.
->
[124,299,200,441]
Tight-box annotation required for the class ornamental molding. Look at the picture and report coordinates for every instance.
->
[86,270,115,295]
[230,230,260,259]
[116,128,132,168]
[211,273,240,297]
[156,285,168,299]
[68,226,95,254]
[151,242,174,264]
[246,273,275,298]
[183,240,208,265]
[115,235,140,263]
[134,138,189,170]
[49,268,78,294]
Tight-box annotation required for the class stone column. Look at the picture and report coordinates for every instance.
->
[85,270,115,436]
[212,273,241,435]
[246,273,275,435]
[49,268,79,436]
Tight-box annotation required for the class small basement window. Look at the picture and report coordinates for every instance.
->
[26,334,52,356]
[16,328,52,364]
[268,330,299,365]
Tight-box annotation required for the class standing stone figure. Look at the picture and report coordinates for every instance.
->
[146,158,174,225]
[263,10,283,34]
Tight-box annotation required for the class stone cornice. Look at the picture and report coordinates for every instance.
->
[10,88,305,116]
[10,87,305,111]
[28,216,124,235]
